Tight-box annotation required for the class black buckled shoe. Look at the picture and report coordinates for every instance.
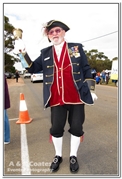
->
[50,155,63,172]
[70,156,79,173]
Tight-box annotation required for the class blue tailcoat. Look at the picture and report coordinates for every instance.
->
[27,42,94,108]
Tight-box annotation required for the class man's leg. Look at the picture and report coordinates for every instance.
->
[70,134,80,157]
[52,136,63,157]
[4,109,10,144]
[50,105,67,172]
[68,104,85,172]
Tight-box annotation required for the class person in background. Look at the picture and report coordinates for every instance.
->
[4,75,10,144]
[13,20,98,173]
[15,70,19,82]
[95,73,101,84]
[105,70,110,84]
[101,70,105,84]
[91,68,96,79]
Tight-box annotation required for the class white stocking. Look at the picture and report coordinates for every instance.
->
[52,136,63,157]
[70,134,80,157]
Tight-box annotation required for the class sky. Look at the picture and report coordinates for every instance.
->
[3,2,119,70]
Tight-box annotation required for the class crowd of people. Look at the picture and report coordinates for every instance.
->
[91,69,111,85]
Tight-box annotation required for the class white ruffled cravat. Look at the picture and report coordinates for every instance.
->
[54,41,65,61]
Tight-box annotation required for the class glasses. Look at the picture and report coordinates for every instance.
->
[48,28,63,35]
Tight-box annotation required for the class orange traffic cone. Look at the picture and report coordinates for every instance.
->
[16,93,32,124]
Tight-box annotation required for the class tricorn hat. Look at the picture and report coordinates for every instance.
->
[46,20,70,32]
[43,20,70,42]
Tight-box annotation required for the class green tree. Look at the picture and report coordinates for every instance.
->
[84,49,114,72]
[4,16,19,73]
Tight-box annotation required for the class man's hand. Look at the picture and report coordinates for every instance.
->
[91,92,98,101]
[13,38,26,54]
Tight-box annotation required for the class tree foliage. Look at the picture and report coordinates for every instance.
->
[84,49,117,72]
[4,16,117,73]
[4,16,19,73]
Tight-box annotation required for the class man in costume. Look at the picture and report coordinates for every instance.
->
[13,20,97,173]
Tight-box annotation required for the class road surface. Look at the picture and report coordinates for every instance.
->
[4,77,119,177]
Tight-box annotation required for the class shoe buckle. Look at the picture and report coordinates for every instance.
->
[53,158,58,163]
[70,158,76,164]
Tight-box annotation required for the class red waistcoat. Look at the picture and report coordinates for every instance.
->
[49,42,83,107]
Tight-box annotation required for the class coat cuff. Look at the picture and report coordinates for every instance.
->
[85,79,96,92]
[18,52,32,68]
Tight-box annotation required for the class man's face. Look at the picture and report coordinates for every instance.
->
[47,26,65,45]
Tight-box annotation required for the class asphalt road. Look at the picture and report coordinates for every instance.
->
[4,77,119,177]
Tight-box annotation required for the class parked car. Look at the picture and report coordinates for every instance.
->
[31,71,43,83]
[23,71,31,78]
[5,72,12,79]
[12,74,16,79]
